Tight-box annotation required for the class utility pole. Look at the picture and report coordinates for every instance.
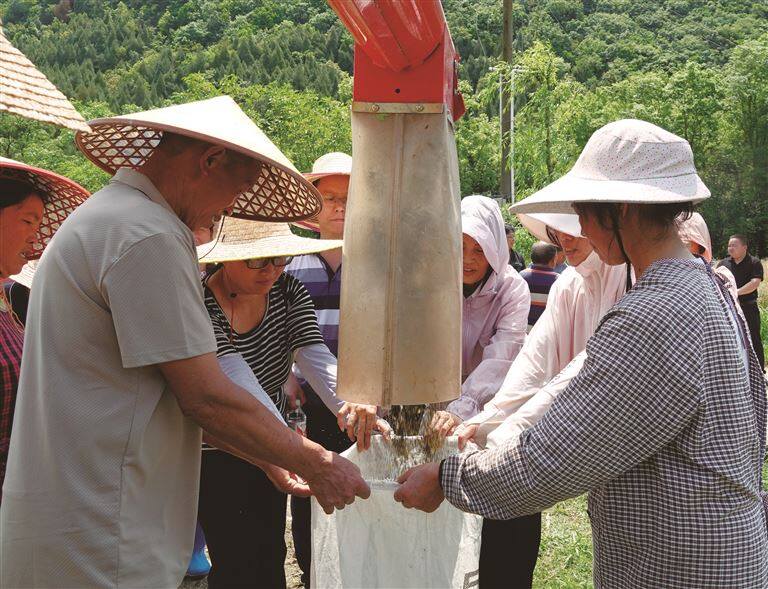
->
[500,0,514,201]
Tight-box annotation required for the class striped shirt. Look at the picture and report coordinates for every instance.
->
[519,264,559,328]
[204,272,324,415]
[286,254,341,355]
[0,305,23,504]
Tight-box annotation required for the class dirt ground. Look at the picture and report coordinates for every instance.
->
[180,499,304,589]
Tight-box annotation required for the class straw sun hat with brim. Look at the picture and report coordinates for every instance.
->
[293,151,352,232]
[197,216,343,264]
[518,213,582,245]
[0,32,90,133]
[510,119,710,216]
[10,260,36,289]
[75,96,321,223]
[0,157,90,260]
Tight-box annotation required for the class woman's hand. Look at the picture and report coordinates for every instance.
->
[455,423,479,450]
[283,372,306,409]
[393,462,444,513]
[337,402,392,451]
[429,410,463,439]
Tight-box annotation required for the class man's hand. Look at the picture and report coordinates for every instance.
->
[394,462,444,513]
[455,423,479,451]
[429,410,462,439]
[260,462,312,497]
[338,402,392,451]
[305,449,371,514]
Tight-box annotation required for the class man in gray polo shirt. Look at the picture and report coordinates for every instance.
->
[0,98,369,588]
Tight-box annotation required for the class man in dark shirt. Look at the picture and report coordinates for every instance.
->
[505,224,526,272]
[717,234,764,369]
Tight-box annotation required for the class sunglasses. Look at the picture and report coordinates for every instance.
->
[244,256,294,269]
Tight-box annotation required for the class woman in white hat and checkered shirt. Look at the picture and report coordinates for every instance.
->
[396,119,767,588]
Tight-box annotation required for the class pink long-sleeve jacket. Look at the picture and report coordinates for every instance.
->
[446,195,531,420]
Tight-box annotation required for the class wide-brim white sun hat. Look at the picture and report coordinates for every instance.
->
[294,151,352,232]
[518,213,582,244]
[198,217,343,264]
[75,96,321,222]
[510,119,710,215]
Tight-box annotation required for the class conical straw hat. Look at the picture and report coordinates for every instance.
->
[198,216,342,264]
[75,96,321,222]
[10,259,36,289]
[511,119,710,215]
[0,31,90,132]
[0,156,90,259]
[294,151,352,232]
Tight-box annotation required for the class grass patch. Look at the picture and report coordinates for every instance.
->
[534,496,593,588]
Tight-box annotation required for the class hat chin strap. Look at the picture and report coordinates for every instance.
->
[608,207,633,293]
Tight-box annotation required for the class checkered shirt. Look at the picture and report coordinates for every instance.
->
[0,307,23,503]
[442,259,768,588]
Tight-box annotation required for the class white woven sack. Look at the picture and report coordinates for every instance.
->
[311,436,481,589]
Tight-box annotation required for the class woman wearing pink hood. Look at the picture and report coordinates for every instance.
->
[445,211,627,588]
[427,194,532,588]
[430,194,531,429]
[455,213,628,451]
[463,212,732,461]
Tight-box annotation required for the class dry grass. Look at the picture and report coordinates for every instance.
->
[179,504,303,589]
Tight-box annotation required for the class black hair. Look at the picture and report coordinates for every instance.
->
[504,224,515,236]
[530,241,558,265]
[571,201,693,293]
[729,234,748,247]
[0,177,46,209]
[572,202,694,235]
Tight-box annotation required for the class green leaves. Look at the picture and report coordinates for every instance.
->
[0,0,766,254]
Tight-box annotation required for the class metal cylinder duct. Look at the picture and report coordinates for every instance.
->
[336,109,462,406]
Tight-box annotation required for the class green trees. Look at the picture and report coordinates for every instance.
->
[455,81,502,196]
[491,34,768,256]
[0,0,765,254]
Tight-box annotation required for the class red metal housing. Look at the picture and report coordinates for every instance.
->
[327,0,465,120]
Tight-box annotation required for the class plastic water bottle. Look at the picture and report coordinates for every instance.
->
[286,399,307,437]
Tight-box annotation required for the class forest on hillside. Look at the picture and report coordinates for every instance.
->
[1,0,767,255]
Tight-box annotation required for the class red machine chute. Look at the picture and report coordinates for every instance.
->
[328,0,465,120]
